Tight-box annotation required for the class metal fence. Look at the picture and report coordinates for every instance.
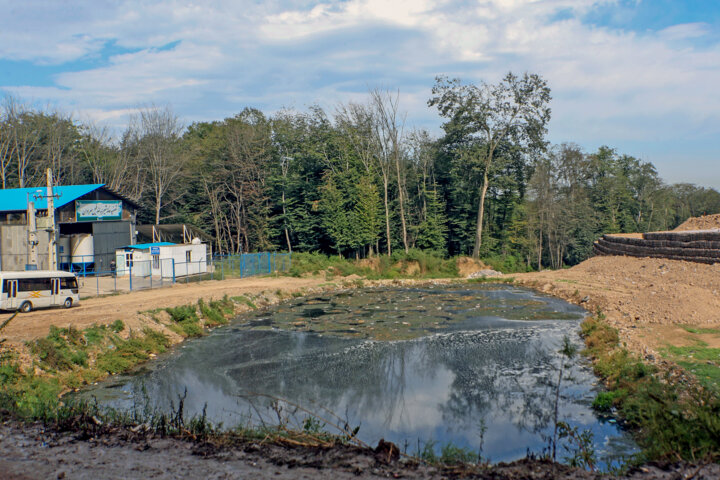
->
[55,252,291,297]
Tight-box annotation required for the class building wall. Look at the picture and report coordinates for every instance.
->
[114,244,208,278]
[92,221,133,273]
[0,225,52,271]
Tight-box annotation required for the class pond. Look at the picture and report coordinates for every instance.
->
[78,284,637,467]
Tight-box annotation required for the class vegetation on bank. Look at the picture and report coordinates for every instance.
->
[582,315,720,462]
[0,297,236,419]
[285,249,530,280]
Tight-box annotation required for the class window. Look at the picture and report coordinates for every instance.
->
[185,250,192,263]
[18,278,52,292]
[2,280,16,296]
[61,277,78,290]
[125,252,134,268]
[152,254,160,269]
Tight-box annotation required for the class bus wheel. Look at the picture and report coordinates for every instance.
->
[63,298,73,309]
[19,301,32,313]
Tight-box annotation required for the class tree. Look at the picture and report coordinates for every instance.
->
[129,105,185,224]
[429,72,551,259]
[371,88,409,254]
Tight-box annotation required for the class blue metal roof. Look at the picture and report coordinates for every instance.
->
[122,242,175,250]
[0,184,105,212]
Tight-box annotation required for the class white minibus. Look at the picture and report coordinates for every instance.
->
[0,271,80,312]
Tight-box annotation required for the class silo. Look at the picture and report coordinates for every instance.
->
[71,234,94,273]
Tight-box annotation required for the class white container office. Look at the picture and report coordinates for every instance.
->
[115,242,208,278]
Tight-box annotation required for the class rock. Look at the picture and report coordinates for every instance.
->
[580,295,590,303]
[467,269,503,279]
[374,438,400,462]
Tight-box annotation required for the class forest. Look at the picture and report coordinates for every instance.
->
[1,73,719,271]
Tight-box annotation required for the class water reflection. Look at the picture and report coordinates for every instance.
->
[79,285,636,466]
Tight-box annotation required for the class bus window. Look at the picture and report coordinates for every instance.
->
[18,278,50,292]
[61,277,78,290]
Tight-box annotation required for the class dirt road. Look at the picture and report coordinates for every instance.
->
[1,276,328,348]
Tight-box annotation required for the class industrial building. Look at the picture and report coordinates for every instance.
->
[0,184,139,272]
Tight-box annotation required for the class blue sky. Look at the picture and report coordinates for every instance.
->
[1,0,719,188]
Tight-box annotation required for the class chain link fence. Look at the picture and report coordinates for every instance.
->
[53,252,291,297]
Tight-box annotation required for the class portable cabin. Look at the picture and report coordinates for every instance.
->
[115,241,208,278]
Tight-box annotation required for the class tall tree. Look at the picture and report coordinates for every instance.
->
[129,105,184,224]
[429,72,551,259]
[371,89,409,254]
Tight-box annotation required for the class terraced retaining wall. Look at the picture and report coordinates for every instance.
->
[593,229,720,264]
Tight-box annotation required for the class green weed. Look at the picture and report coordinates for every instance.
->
[231,295,257,310]
[581,315,720,462]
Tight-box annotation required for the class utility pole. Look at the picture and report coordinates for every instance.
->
[26,193,39,269]
[46,169,57,270]
[31,169,61,270]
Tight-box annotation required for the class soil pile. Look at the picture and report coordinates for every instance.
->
[456,256,489,276]
[673,213,720,231]
[512,255,720,361]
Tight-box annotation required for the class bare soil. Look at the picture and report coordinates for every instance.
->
[673,213,720,231]
[510,255,720,361]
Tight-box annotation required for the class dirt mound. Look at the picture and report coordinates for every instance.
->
[456,256,489,277]
[512,255,720,362]
[356,257,380,271]
[674,213,720,231]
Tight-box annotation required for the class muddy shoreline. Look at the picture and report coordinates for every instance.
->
[2,419,719,479]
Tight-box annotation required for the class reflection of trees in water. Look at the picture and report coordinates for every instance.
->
[111,288,585,442]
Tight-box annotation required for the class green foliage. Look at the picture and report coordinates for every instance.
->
[302,416,324,434]
[482,253,532,273]
[557,422,596,470]
[198,299,227,326]
[439,443,478,465]
[231,295,257,310]
[28,326,90,372]
[95,328,170,374]
[581,315,720,462]
[166,305,203,337]
[592,390,623,413]
[110,320,125,333]
[2,93,720,265]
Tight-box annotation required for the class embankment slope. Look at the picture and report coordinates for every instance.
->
[511,255,720,360]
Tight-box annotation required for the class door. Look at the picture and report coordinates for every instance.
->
[51,278,61,305]
[7,280,17,310]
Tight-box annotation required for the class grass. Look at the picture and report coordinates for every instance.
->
[681,326,720,336]
[466,276,515,284]
[581,315,720,462]
[1,322,173,418]
[231,295,257,310]
[660,344,720,390]
[1,294,238,420]
[166,305,203,337]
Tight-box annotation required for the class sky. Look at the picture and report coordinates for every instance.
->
[1,0,719,188]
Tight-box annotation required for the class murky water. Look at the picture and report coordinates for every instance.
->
[79,284,637,466]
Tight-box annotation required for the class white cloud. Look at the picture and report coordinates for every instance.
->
[1,0,719,186]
